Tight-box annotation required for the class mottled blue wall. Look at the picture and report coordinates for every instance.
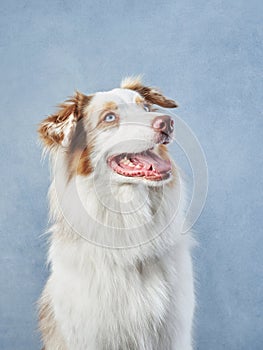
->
[0,1,262,349]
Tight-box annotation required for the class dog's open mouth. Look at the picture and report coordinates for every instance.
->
[107,149,172,181]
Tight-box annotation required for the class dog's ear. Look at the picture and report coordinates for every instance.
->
[121,76,178,108]
[38,91,92,148]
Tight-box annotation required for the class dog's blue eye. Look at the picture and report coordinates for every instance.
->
[143,104,150,112]
[104,113,116,122]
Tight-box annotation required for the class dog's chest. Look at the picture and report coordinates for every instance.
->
[51,256,170,350]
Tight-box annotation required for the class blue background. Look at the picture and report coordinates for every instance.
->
[0,1,262,349]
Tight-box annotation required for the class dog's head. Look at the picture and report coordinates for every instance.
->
[39,77,177,187]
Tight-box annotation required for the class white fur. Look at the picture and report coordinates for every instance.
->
[40,87,195,350]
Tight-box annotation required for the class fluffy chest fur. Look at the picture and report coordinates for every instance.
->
[49,243,172,350]
[41,177,193,350]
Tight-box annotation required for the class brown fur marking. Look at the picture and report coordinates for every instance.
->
[77,146,94,176]
[66,117,94,179]
[38,92,93,147]
[38,286,68,350]
[135,96,144,105]
[103,101,118,111]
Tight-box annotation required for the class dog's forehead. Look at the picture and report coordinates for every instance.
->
[92,88,140,106]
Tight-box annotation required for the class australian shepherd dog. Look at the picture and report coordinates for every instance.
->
[38,77,195,350]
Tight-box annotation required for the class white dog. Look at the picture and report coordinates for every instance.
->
[38,77,195,350]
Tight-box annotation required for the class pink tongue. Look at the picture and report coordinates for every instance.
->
[131,150,171,173]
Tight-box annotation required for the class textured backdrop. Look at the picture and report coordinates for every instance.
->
[0,0,262,349]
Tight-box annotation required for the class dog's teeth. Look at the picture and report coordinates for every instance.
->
[135,164,142,169]
[128,161,135,167]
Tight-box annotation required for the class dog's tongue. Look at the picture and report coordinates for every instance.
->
[108,149,172,180]
[131,150,171,174]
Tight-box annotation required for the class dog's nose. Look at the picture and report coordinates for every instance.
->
[152,115,174,135]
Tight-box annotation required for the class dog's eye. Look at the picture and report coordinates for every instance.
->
[104,113,116,122]
[143,103,150,112]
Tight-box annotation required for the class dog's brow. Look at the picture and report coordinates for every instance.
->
[103,101,118,111]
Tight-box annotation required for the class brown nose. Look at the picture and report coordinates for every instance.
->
[152,115,174,135]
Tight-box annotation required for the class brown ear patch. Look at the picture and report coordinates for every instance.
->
[121,76,178,108]
[38,92,93,148]
[136,86,178,108]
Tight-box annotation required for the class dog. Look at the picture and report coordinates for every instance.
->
[38,77,195,350]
